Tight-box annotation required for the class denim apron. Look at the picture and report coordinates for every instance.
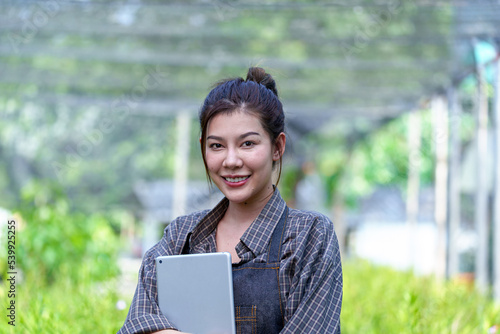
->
[231,207,288,333]
[181,207,288,334]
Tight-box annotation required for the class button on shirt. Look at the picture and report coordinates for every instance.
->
[118,189,342,334]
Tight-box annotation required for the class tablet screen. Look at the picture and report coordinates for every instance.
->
[156,252,236,334]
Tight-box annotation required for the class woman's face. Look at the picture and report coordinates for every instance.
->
[205,110,283,206]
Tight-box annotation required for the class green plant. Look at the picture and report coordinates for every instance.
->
[11,180,119,285]
[0,275,129,333]
[342,260,500,333]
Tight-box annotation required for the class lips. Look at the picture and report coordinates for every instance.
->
[224,176,249,183]
[222,175,250,187]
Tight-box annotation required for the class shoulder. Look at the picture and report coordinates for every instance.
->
[283,208,340,262]
[286,208,335,237]
[145,209,211,259]
[167,209,211,233]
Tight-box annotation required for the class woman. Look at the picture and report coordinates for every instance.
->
[118,67,343,334]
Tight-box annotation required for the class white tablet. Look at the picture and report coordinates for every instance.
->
[155,252,236,334]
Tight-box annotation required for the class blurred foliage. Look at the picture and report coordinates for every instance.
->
[0,0,454,214]
[0,275,126,333]
[5,180,120,285]
[1,258,498,333]
[279,164,301,204]
[0,94,182,211]
[301,115,426,208]
[342,260,500,333]
[347,111,434,196]
[299,105,476,209]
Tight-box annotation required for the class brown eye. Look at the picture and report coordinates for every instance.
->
[243,141,254,147]
[210,143,222,149]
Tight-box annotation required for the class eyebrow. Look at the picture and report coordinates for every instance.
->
[207,131,261,141]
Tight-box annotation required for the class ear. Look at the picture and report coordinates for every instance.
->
[273,132,286,161]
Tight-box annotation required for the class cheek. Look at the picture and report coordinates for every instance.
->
[249,150,273,170]
[205,153,220,171]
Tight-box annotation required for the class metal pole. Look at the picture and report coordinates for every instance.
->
[447,86,462,280]
[172,113,191,219]
[407,109,421,271]
[474,58,490,292]
[432,95,449,281]
[493,54,500,301]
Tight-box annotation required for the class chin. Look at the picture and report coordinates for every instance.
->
[224,193,252,204]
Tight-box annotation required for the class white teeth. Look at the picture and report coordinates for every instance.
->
[225,176,249,183]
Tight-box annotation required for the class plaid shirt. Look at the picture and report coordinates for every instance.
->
[118,189,342,334]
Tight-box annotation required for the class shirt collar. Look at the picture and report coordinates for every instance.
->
[190,195,229,249]
[239,188,287,257]
[189,187,287,257]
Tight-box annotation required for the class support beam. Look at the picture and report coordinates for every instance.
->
[172,112,191,219]
[333,190,346,256]
[432,95,449,281]
[0,44,449,71]
[447,86,462,280]
[474,59,490,292]
[493,53,500,302]
[142,213,160,257]
[17,92,415,119]
[406,109,421,271]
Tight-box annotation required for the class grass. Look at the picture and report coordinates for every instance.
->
[0,260,499,333]
[342,260,500,333]
[0,275,130,334]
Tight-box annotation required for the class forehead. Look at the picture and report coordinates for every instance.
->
[207,110,264,136]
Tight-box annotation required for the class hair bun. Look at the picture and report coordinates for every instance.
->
[246,67,278,97]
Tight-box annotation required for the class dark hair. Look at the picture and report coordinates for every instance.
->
[199,67,286,185]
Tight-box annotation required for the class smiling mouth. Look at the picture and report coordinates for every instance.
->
[223,176,250,183]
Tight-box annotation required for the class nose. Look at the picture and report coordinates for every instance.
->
[222,147,243,169]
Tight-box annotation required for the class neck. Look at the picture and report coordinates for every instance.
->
[224,188,274,226]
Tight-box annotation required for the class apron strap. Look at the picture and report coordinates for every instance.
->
[181,232,192,254]
[267,206,288,263]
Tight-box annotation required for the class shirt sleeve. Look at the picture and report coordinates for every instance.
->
[117,249,178,334]
[117,219,187,334]
[281,214,343,334]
